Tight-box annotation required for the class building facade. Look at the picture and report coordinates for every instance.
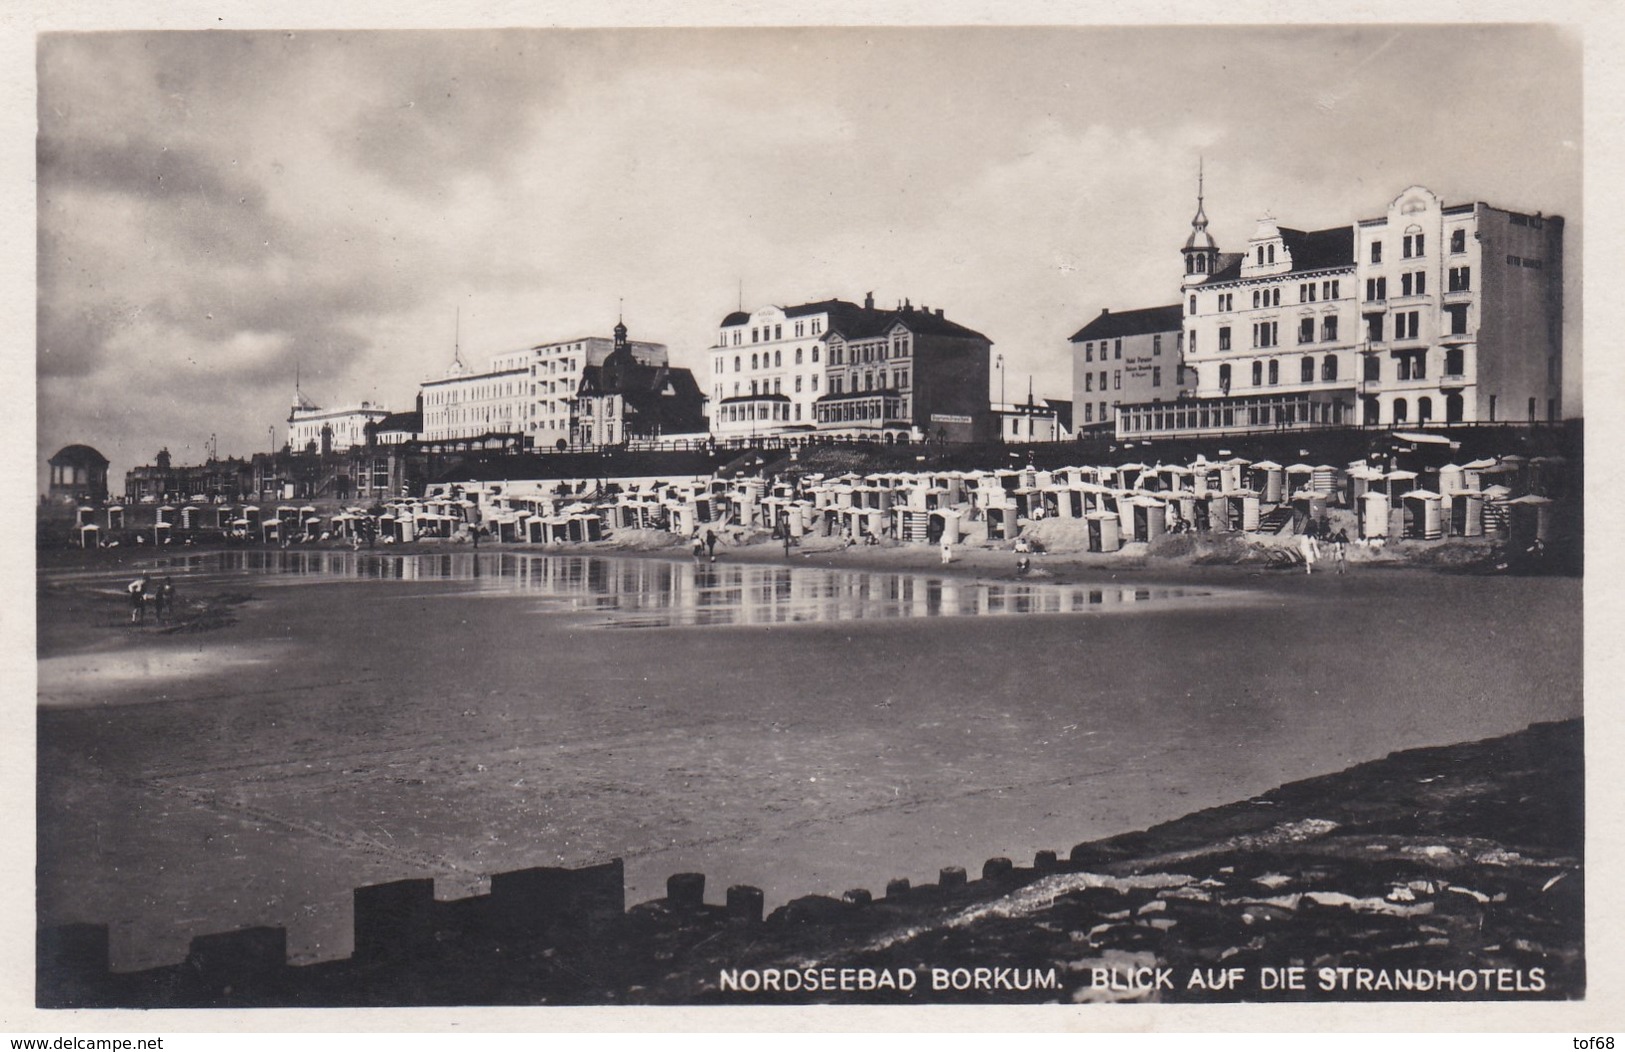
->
[1113,182,1564,439]
[710,294,994,443]
[1068,305,1183,431]
[1352,185,1564,428]
[573,321,707,446]
[289,399,392,453]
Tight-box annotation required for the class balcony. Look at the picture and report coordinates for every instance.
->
[1439,373,1468,389]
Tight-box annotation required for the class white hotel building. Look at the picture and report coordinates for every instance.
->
[1112,183,1565,439]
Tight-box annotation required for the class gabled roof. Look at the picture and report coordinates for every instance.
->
[722,298,991,343]
[825,305,990,343]
[1069,305,1181,342]
[1205,228,1354,285]
[374,411,422,433]
[1278,226,1355,272]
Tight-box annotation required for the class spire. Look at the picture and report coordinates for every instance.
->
[1191,156,1209,233]
[1182,157,1218,275]
[446,307,467,377]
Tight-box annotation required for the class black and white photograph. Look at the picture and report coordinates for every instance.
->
[13,4,1621,1036]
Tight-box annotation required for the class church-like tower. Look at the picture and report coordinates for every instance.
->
[1181,161,1220,281]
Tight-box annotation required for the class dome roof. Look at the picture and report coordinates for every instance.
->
[49,444,108,466]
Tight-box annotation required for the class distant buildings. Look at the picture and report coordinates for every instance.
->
[419,328,675,449]
[47,444,109,503]
[1090,181,1565,439]
[710,294,995,444]
[125,447,253,503]
[573,320,706,446]
[288,393,391,454]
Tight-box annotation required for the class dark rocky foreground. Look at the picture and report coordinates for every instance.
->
[38,719,1582,1007]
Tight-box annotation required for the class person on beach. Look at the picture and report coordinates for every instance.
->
[705,528,718,562]
[1332,529,1350,574]
[1297,530,1321,574]
[691,533,705,561]
[157,577,176,621]
[127,576,148,623]
[940,540,952,565]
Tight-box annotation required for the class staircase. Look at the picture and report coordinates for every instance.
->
[1258,507,1296,535]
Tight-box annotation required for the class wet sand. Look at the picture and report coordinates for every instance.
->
[36,546,1581,971]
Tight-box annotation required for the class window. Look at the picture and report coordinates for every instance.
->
[1272,288,1281,306]
[1257,246,1265,265]
[1322,355,1338,381]
[1395,311,1420,341]
[773,379,781,394]
[1219,363,1232,391]
[1252,321,1278,348]
[812,347,820,363]
[733,356,741,372]
[1365,277,1388,301]
[1099,370,1107,389]
[795,322,804,337]
[1152,366,1162,387]
[1448,266,1471,292]
[1268,360,1280,385]
[1267,245,1276,264]
[751,328,759,343]
[1189,295,1197,316]
[1100,400,1108,420]
[1445,347,1464,376]
[1221,293,1234,311]
[774,324,782,340]
[1154,334,1162,356]
[775,350,783,367]
[1189,331,1197,354]
[1114,339,1123,359]
[1371,241,1383,264]
[811,320,821,334]
[1489,395,1497,421]
[811,376,819,391]
[1446,304,1469,335]
[1253,290,1261,309]
[1451,228,1466,253]
[1114,371,1122,390]
[1322,279,1340,300]
[1322,315,1339,342]
[1364,355,1380,382]
[1394,398,1408,423]
[1085,342,1093,362]
[1085,373,1093,392]
[1299,317,1315,344]
[1219,326,1232,351]
[1251,361,1263,386]
[1084,403,1093,423]
[1301,357,1315,383]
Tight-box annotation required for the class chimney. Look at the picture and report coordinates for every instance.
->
[864,291,874,309]
[935,308,944,318]
[903,298,911,311]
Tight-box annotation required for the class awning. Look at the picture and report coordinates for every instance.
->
[1392,431,1453,445]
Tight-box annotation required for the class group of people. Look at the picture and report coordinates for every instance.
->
[690,528,720,562]
[126,575,178,623]
[1296,518,1351,575]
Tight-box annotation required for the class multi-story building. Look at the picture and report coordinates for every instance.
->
[1114,181,1564,439]
[517,334,668,451]
[419,351,528,443]
[1353,185,1564,427]
[573,320,707,446]
[288,396,392,453]
[710,294,994,443]
[1068,305,1183,431]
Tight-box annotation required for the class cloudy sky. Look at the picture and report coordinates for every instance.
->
[36,23,1582,484]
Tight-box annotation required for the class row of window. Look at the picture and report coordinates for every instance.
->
[1080,400,1118,424]
[1214,355,1341,390]
[1364,305,1471,342]
[817,397,906,424]
[1082,338,1125,362]
[426,381,521,405]
[1370,226,1474,265]
[831,336,910,366]
[718,402,795,423]
[1083,370,1122,393]
[723,318,826,347]
[1506,255,1545,270]
[717,346,825,373]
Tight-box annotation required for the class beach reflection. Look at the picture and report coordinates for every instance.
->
[146,549,1221,627]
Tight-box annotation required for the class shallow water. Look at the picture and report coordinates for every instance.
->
[37,554,1581,971]
[63,549,1232,629]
